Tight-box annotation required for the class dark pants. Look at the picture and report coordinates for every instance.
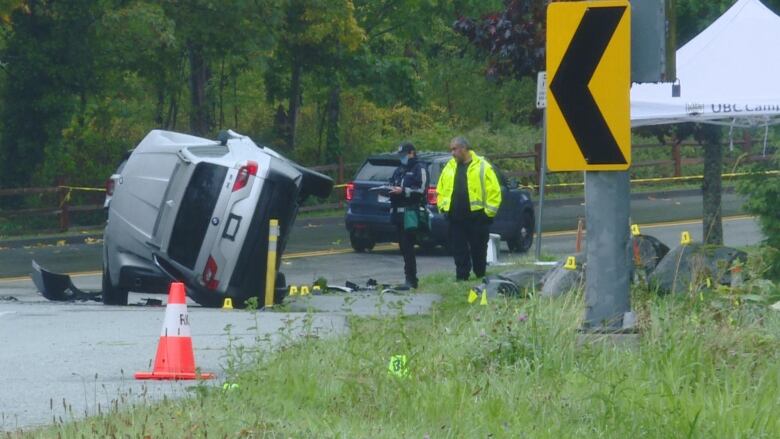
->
[448,215,490,280]
[397,225,417,283]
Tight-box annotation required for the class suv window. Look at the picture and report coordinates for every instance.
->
[354,159,398,182]
[169,162,228,269]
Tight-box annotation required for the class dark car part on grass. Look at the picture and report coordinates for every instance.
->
[344,153,535,254]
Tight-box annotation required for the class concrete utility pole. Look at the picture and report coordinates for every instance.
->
[582,172,631,329]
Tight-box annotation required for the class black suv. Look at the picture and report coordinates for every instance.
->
[344,152,535,253]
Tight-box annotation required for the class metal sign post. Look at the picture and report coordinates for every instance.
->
[535,72,547,262]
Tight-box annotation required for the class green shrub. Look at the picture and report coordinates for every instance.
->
[737,153,780,279]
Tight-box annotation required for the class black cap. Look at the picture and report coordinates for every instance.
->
[396,141,416,155]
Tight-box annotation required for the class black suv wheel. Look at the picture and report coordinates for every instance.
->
[507,210,534,253]
[349,229,375,252]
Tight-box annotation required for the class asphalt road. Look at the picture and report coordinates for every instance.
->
[0,189,751,279]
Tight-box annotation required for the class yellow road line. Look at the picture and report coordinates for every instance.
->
[0,215,756,282]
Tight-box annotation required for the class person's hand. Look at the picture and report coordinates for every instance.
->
[389,186,402,195]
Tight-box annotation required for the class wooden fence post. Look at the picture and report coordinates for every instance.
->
[57,177,70,232]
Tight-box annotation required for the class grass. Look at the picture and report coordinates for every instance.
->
[11,263,780,438]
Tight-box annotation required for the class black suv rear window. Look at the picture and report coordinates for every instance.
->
[354,159,398,182]
[169,162,228,269]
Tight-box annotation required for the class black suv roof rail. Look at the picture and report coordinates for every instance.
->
[366,151,450,162]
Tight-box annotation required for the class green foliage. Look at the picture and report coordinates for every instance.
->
[737,153,780,279]
[0,0,107,187]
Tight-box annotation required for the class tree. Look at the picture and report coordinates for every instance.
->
[0,0,108,187]
[160,0,279,136]
[266,0,364,152]
[452,0,544,81]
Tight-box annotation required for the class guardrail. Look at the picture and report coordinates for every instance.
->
[0,139,775,232]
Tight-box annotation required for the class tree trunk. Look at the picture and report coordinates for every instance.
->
[324,85,341,163]
[287,60,303,151]
[702,138,723,245]
[188,42,211,136]
[316,101,327,161]
[155,85,165,128]
[218,57,226,130]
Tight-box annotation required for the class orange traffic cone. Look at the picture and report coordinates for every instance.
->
[135,282,215,380]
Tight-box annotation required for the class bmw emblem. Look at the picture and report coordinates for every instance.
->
[211,217,220,226]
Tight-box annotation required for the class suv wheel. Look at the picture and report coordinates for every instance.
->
[101,263,129,305]
[507,210,534,253]
[350,230,375,252]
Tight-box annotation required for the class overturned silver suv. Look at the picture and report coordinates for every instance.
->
[102,130,332,307]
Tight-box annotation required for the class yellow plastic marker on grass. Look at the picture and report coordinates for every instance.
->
[681,231,692,245]
[222,298,233,310]
[480,290,488,306]
[300,285,310,296]
[631,224,641,236]
[467,288,479,304]
[564,256,577,270]
[288,285,298,296]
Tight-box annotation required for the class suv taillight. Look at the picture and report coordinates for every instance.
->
[426,185,437,206]
[105,178,115,196]
[202,255,219,290]
[345,182,354,201]
[232,161,259,192]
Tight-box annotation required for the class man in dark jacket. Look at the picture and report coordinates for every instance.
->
[389,141,427,289]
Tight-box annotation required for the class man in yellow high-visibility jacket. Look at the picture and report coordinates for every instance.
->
[436,136,502,281]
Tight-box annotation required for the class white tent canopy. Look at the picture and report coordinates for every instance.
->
[631,0,780,128]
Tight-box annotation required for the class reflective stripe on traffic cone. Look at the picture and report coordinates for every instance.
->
[135,282,215,380]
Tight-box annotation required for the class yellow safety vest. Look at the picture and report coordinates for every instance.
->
[436,152,502,218]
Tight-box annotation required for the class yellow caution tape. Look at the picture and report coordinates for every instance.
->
[57,185,106,192]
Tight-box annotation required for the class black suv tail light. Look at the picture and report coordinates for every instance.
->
[345,182,354,201]
[426,185,437,206]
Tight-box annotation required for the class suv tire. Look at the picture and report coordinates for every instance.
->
[507,210,534,253]
[350,230,375,252]
[101,263,129,305]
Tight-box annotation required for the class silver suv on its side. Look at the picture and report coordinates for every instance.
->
[103,130,332,307]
